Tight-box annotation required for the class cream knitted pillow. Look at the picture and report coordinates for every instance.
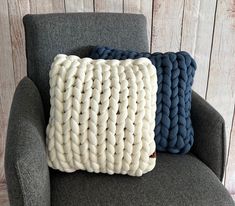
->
[46,54,157,176]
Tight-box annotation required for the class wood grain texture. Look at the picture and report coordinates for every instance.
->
[0,184,9,206]
[94,0,123,12]
[225,105,235,195]
[8,0,30,85]
[65,0,93,12]
[30,0,65,13]
[181,0,217,98]
[123,0,153,51]
[0,0,15,185]
[206,0,235,154]
[151,0,184,52]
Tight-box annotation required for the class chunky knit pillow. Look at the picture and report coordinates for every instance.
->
[46,54,157,176]
[90,47,196,154]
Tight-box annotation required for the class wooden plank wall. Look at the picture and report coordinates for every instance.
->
[0,0,235,204]
[0,1,16,205]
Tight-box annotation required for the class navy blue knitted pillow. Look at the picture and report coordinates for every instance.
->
[89,46,196,154]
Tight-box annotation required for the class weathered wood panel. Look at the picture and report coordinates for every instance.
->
[123,0,153,51]
[94,0,123,12]
[65,0,93,12]
[151,0,184,52]
[0,0,16,185]
[180,0,217,98]
[30,0,65,13]
[0,184,9,206]
[8,0,30,85]
[206,0,235,154]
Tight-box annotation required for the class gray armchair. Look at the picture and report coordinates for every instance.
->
[5,13,234,206]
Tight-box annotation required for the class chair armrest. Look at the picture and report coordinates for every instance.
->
[5,77,50,206]
[191,91,225,181]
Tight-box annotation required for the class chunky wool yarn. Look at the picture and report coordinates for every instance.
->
[46,54,158,176]
[90,47,196,154]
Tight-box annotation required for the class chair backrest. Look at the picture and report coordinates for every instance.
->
[23,13,149,121]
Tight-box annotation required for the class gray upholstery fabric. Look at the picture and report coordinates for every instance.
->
[5,77,50,206]
[23,13,149,121]
[191,91,226,181]
[50,153,234,206]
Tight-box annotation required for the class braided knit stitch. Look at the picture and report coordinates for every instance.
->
[90,47,196,154]
[46,54,157,176]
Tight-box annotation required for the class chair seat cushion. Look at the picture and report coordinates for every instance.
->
[50,153,234,206]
